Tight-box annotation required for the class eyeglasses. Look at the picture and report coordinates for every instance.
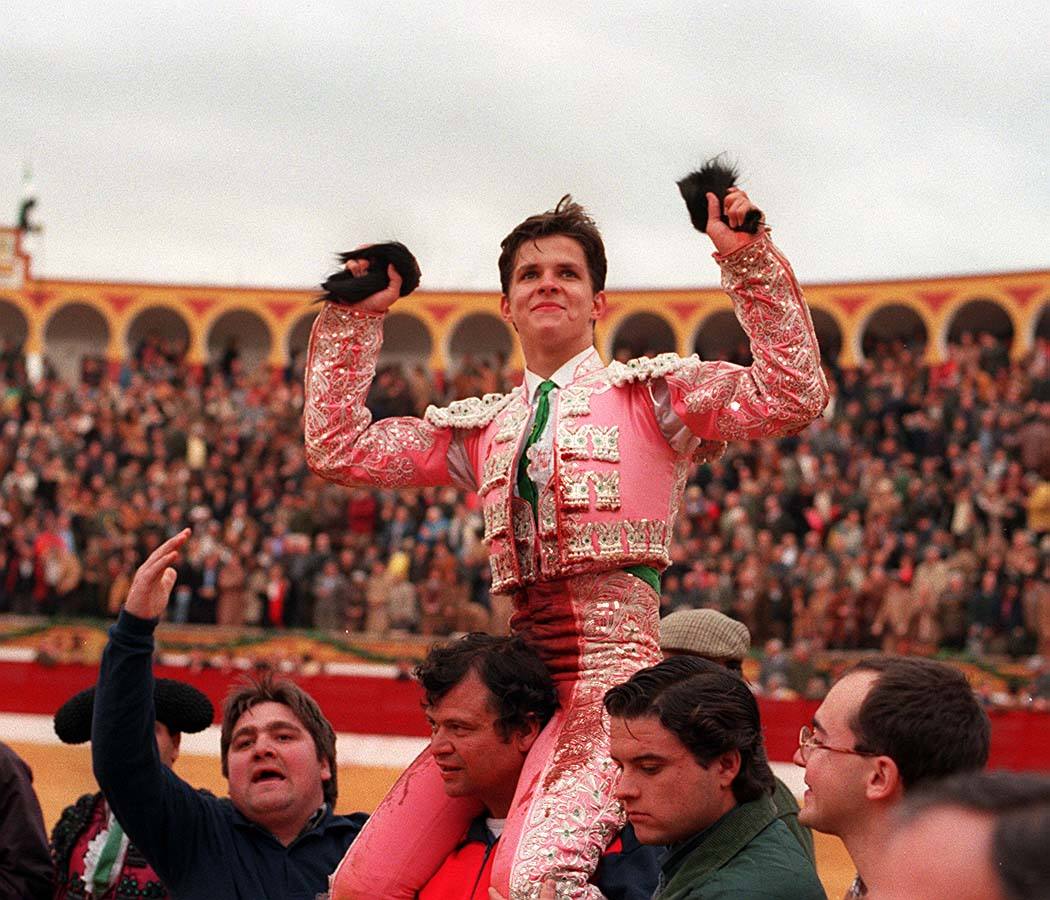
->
[797,725,878,764]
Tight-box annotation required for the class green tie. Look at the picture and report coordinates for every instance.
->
[512,378,662,593]
[516,379,556,511]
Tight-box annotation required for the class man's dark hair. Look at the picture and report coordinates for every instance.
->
[604,657,774,804]
[901,771,1050,900]
[847,657,990,791]
[415,633,558,739]
[220,671,338,805]
[497,195,607,294]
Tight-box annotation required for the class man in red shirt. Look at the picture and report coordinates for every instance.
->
[416,633,658,900]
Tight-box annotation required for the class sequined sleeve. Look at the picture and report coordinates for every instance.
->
[661,232,829,441]
[304,304,456,489]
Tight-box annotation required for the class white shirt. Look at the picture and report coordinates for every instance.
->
[520,346,597,494]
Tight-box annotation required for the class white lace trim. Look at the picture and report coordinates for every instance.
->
[606,352,696,386]
[82,809,130,896]
[424,389,521,429]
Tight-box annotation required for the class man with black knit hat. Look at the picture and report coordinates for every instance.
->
[51,678,213,899]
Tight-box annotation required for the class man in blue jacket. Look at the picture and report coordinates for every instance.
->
[92,529,366,899]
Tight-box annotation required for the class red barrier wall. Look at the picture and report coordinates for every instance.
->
[4,661,1048,770]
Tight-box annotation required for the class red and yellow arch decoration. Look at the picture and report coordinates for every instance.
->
[2,227,1047,371]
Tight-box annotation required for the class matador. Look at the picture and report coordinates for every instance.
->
[305,188,829,898]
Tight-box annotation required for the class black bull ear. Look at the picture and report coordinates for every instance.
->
[677,156,763,235]
[318,242,421,305]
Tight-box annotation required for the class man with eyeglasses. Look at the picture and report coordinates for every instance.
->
[793,656,991,899]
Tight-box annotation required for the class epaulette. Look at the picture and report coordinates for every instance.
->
[424,389,521,430]
[50,792,99,874]
[607,352,697,386]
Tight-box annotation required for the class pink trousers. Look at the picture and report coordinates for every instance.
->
[329,570,660,899]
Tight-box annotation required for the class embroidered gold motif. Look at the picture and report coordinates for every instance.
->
[589,426,619,462]
[593,522,623,557]
[489,545,516,590]
[560,467,591,509]
[538,492,557,538]
[556,424,620,464]
[494,405,530,443]
[565,522,594,560]
[480,448,515,493]
[483,501,510,540]
[606,351,692,385]
[623,519,652,553]
[591,472,621,510]
[512,501,535,545]
[518,545,537,583]
[539,537,559,572]
[650,519,669,551]
[556,424,590,459]
[558,386,592,417]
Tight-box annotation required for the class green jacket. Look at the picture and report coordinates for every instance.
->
[772,776,815,863]
[655,796,826,900]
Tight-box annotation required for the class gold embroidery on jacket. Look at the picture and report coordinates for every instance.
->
[556,424,591,459]
[559,386,592,417]
[565,521,595,560]
[538,492,558,538]
[589,426,620,462]
[623,519,652,554]
[494,406,530,443]
[480,448,515,493]
[591,472,621,510]
[593,522,623,557]
[483,501,510,540]
[560,467,592,509]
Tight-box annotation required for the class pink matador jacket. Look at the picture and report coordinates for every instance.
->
[304,232,829,898]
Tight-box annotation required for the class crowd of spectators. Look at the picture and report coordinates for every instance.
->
[1,328,1048,683]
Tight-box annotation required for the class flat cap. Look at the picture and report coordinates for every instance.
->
[659,609,751,661]
[54,679,214,744]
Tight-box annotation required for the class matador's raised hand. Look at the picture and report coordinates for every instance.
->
[704,188,765,257]
[342,257,404,315]
[124,529,190,619]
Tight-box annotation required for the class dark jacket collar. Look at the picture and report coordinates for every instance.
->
[659,795,778,893]
[230,802,356,845]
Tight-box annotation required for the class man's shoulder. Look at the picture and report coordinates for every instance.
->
[663,815,824,900]
[50,792,101,854]
[323,809,369,834]
[0,740,30,779]
[286,807,368,845]
[709,818,825,898]
[606,352,697,387]
[423,389,523,430]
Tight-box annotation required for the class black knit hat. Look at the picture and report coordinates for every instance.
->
[54,679,214,744]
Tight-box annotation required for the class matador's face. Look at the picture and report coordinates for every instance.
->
[500,234,605,368]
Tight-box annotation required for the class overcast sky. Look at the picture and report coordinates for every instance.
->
[4,1,1048,293]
